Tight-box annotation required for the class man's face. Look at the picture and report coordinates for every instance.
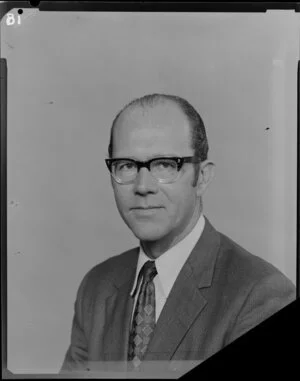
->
[111,101,203,247]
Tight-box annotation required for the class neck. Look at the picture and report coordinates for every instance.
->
[141,202,202,259]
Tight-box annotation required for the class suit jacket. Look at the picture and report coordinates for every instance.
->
[60,217,296,374]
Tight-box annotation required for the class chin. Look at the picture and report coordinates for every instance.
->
[129,223,167,242]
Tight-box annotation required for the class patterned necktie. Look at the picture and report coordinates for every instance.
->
[128,260,157,369]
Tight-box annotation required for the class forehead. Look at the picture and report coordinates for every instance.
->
[113,101,193,158]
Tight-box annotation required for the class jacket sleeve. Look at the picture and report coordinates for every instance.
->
[59,273,90,374]
[226,271,296,345]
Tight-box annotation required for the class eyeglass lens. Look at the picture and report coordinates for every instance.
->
[112,158,178,182]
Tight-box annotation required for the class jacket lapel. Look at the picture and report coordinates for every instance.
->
[102,248,139,362]
[144,217,221,361]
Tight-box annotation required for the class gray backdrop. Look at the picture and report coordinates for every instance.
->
[2,10,298,373]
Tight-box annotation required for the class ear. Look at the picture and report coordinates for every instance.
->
[196,160,215,197]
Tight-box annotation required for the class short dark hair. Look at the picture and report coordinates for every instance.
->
[108,94,209,185]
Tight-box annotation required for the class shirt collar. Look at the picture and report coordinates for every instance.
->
[130,214,205,298]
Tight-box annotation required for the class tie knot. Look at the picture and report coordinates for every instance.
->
[142,260,157,283]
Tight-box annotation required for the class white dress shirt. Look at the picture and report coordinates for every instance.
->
[130,214,205,323]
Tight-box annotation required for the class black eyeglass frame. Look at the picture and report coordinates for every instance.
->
[105,156,200,184]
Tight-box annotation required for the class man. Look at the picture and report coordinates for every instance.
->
[60,94,296,374]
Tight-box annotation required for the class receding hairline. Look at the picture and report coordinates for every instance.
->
[108,93,208,167]
[112,96,190,130]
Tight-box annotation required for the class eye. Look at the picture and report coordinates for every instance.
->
[117,161,135,171]
[159,162,171,168]
[154,159,177,170]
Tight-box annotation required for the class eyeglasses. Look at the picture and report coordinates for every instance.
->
[105,156,200,184]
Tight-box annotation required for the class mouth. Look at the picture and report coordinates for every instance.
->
[131,206,163,210]
[130,206,163,216]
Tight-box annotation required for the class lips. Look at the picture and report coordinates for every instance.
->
[131,206,162,210]
[130,206,163,216]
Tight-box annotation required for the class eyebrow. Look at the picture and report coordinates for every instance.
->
[113,154,181,161]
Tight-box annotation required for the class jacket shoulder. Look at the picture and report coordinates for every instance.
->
[214,232,296,346]
[217,231,295,290]
[87,247,138,278]
[75,247,139,301]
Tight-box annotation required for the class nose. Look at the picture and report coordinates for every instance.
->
[133,167,158,195]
